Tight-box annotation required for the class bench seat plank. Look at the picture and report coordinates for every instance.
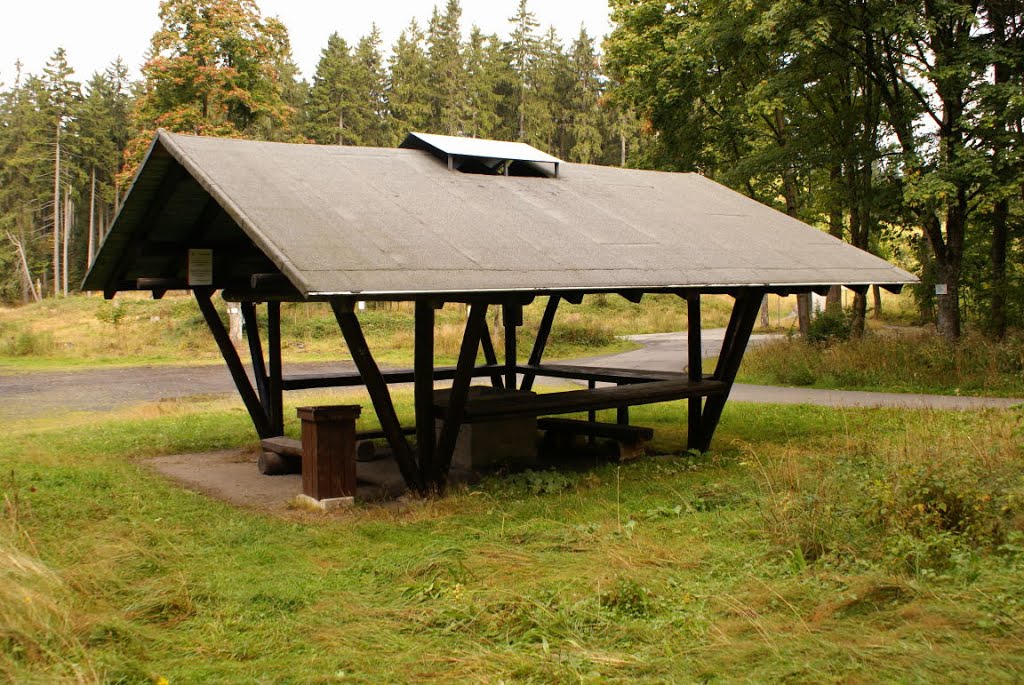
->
[517,363,686,385]
[436,379,726,422]
[538,417,654,442]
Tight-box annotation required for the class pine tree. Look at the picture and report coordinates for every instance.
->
[43,48,82,296]
[426,0,465,135]
[388,20,432,140]
[507,0,540,141]
[352,27,391,146]
[462,28,504,139]
[305,33,356,144]
[566,27,604,164]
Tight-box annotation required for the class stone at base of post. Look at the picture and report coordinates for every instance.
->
[294,493,355,511]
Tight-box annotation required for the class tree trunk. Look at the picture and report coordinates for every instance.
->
[850,291,867,338]
[53,119,60,297]
[872,285,882,319]
[797,293,812,335]
[62,188,70,296]
[935,262,961,341]
[759,295,769,329]
[87,168,96,267]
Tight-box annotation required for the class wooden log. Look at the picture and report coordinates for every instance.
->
[520,295,560,391]
[414,300,435,484]
[433,303,487,491]
[687,294,703,450]
[194,288,273,439]
[298,405,361,500]
[331,300,424,494]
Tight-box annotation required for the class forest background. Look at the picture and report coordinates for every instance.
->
[0,0,1021,342]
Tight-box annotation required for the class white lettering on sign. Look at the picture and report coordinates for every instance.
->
[188,249,213,286]
[935,283,948,296]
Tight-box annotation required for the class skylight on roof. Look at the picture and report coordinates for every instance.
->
[400,132,562,178]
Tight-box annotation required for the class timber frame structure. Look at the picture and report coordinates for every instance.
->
[84,131,917,494]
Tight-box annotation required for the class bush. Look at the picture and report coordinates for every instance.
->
[806,308,852,345]
[0,329,55,357]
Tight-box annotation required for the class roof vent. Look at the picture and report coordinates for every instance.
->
[400,132,561,178]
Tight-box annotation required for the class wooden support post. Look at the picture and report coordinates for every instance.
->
[694,289,764,452]
[617,406,629,426]
[332,300,425,494]
[414,300,435,484]
[298,405,360,501]
[240,302,269,410]
[521,295,560,391]
[194,288,274,439]
[588,379,597,423]
[267,301,284,436]
[503,302,520,389]
[477,310,503,389]
[687,294,703,450]
[434,303,487,491]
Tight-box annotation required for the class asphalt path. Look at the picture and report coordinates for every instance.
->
[1,329,1021,420]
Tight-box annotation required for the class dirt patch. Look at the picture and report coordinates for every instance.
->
[148,449,304,512]
[146,448,419,513]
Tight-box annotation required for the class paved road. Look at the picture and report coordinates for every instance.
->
[1,330,1021,420]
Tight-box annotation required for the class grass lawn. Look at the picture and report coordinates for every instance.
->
[0,292,745,372]
[4,389,1024,683]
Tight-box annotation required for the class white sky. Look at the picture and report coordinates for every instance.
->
[0,1,614,85]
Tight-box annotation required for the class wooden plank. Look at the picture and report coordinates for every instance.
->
[538,417,654,442]
[520,295,560,391]
[414,300,435,485]
[267,301,284,436]
[332,300,425,494]
[194,288,274,439]
[519,363,684,385]
[695,289,765,452]
[433,303,487,491]
[436,379,726,423]
[261,436,303,458]
[687,294,703,450]
[281,365,503,390]
[240,302,269,410]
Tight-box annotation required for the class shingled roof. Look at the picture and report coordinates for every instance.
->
[83,130,916,298]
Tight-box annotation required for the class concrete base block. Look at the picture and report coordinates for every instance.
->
[294,493,354,511]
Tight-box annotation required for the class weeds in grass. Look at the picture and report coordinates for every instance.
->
[742,328,1024,395]
[752,410,1024,575]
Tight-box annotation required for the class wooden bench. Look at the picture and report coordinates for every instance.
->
[517,363,686,385]
[537,417,654,442]
[434,379,726,423]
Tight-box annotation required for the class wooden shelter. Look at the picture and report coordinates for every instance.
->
[83,130,917,494]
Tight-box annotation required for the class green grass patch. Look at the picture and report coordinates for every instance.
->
[3,391,1024,682]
